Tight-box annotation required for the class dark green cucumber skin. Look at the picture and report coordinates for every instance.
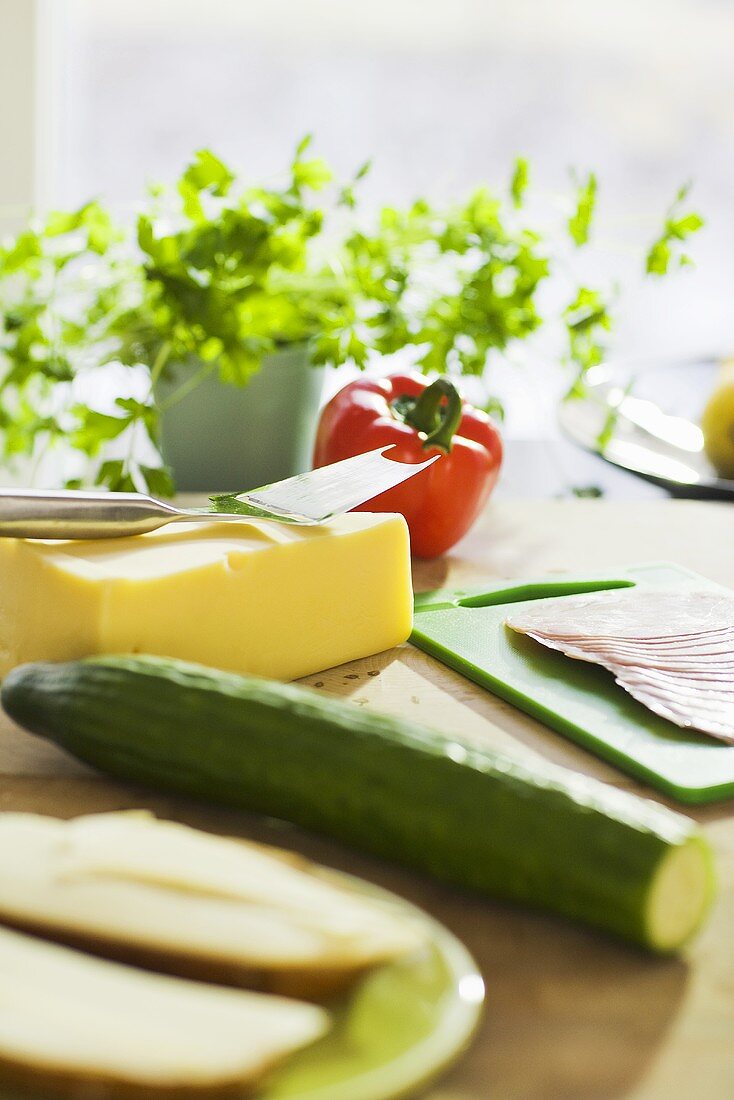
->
[1,656,706,950]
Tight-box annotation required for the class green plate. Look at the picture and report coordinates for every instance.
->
[0,873,482,1100]
[262,876,484,1100]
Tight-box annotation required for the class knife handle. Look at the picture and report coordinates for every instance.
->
[0,489,177,540]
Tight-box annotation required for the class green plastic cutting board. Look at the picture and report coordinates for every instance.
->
[411,562,734,804]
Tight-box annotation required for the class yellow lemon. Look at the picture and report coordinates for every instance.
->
[701,362,734,479]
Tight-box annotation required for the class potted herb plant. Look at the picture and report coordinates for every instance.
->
[0,140,369,494]
[110,140,371,491]
[0,145,701,496]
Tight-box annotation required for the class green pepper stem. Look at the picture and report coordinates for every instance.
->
[400,378,464,452]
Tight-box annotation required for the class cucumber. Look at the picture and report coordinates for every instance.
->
[1,655,715,953]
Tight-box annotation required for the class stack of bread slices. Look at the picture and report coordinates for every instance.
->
[0,811,424,1097]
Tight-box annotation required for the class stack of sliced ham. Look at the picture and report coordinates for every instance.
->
[505,589,734,743]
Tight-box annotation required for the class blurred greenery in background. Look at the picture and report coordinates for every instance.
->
[0,139,701,493]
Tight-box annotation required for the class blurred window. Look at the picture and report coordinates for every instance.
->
[5,0,734,434]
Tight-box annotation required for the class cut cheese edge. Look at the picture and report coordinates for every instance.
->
[0,513,412,681]
[0,812,424,997]
[0,923,328,1096]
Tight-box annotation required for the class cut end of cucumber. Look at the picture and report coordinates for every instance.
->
[645,836,715,953]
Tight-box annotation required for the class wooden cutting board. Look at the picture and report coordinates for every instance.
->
[0,500,732,1100]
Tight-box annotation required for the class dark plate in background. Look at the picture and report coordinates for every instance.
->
[558,354,734,500]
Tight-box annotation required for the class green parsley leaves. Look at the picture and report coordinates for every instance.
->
[0,141,703,494]
[568,172,598,247]
[646,183,705,275]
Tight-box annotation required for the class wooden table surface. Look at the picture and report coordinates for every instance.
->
[1,499,732,1100]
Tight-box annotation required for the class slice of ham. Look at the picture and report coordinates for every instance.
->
[506,589,734,743]
[545,630,734,653]
[506,590,734,639]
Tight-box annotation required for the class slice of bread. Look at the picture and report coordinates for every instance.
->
[0,811,424,998]
[0,923,328,1097]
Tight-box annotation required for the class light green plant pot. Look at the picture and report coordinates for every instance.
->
[157,344,324,492]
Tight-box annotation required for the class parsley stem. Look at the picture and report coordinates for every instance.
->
[157,358,219,413]
[148,341,173,393]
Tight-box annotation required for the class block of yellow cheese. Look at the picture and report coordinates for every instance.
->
[0,513,412,680]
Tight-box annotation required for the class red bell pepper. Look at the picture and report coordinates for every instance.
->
[313,373,503,558]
